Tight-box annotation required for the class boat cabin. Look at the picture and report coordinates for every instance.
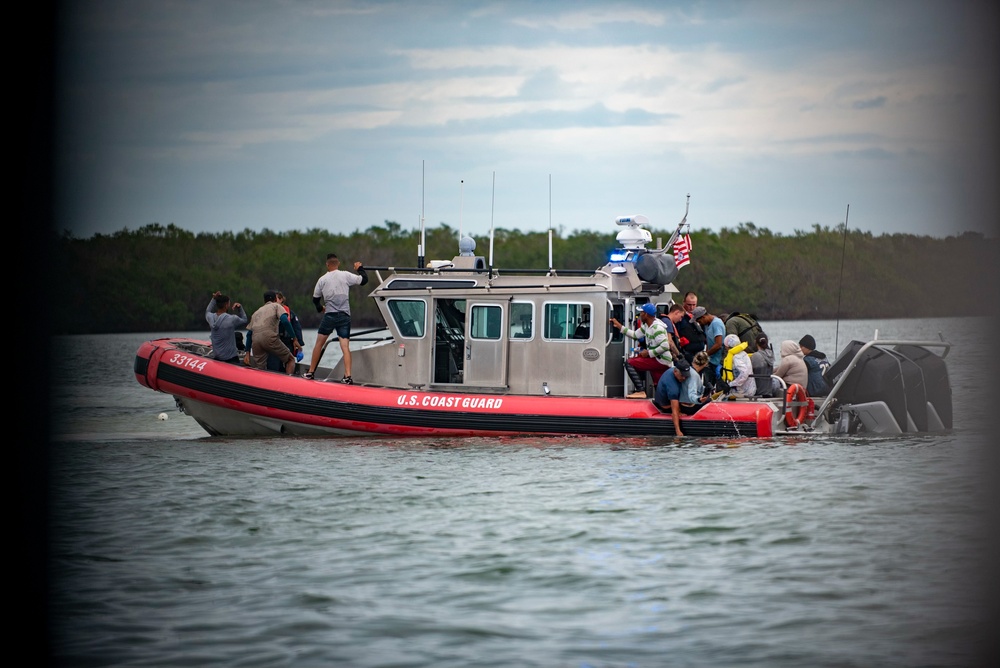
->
[352,218,683,398]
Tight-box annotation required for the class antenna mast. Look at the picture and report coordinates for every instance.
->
[418,160,426,268]
[834,204,850,356]
[548,174,553,271]
[488,171,495,268]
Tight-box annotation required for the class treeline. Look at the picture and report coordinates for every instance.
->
[52,221,997,334]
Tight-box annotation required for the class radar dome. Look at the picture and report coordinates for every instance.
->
[459,236,477,256]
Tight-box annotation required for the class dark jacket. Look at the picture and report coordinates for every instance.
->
[803,350,831,396]
[675,314,706,361]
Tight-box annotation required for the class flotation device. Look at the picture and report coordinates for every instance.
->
[784,383,809,427]
[721,341,748,383]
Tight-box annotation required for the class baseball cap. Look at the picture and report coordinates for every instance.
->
[640,303,657,317]
[691,306,707,319]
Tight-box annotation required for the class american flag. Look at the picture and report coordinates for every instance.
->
[674,234,692,269]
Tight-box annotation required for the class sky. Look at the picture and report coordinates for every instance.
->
[53,0,999,241]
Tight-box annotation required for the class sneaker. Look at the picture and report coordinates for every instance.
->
[341,376,353,385]
[303,372,315,380]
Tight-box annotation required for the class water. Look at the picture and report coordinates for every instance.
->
[47,318,997,667]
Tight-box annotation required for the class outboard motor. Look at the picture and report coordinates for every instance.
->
[886,348,929,431]
[894,344,953,429]
[827,341,910,432]
[827,341,951,433]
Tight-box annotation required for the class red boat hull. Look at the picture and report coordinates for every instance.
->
[135,338,776,438]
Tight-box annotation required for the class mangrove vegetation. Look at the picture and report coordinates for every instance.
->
[54,221,997,334]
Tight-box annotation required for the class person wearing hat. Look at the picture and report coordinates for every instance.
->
[721,333,756,397]
[798,334,831,396]
[773,339,809,392]
[693,306,725,389]
[654,356,693,436]
[246,290,297,374]
[610,302,673,396]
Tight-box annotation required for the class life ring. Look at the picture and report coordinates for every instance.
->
[784,383,809,427]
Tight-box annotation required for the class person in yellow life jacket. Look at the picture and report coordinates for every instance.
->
[721,333,756,396]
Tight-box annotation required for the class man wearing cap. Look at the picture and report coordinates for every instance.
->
[654,357,692,436]
[693,306,725,389]
[246,291,297,374]
[610,303,673,395]
[798,334,831,396]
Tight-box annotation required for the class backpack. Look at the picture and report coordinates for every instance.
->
[724,312,766,352]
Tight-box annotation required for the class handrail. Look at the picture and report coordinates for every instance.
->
[808,335,952,429]
[365,265,598,276]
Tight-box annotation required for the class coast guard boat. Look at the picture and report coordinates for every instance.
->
[134,205,952,439]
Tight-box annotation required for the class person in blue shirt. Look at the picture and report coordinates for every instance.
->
[678,351,711,415]
[693,306,725,389]
[655,357,692,436]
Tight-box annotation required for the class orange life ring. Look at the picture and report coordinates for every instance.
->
[784,383,809,427]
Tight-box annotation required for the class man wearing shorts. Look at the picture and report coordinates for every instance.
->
[305,253,368,383]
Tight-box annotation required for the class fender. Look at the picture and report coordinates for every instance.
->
[784,383,809,427]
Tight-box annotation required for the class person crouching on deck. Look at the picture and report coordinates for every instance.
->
[610,302,673,395]
[246,291,297,375]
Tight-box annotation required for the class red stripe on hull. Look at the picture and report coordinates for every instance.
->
[136,338,775,438]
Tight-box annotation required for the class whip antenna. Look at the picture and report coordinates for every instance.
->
[834,204,850,356]
[488,171,495,268]
[418,160,426,268]
[548,174,553,271]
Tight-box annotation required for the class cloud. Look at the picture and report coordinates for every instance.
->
[53,0,998,239]
[852,96,887,110]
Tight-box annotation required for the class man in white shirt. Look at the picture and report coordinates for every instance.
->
[304,253,368,383]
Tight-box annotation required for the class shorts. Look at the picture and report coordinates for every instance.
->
[318,311,352,338]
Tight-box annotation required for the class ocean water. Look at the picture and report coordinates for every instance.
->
[47,318,997,667]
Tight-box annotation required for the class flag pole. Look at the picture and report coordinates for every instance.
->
[665,193,689,249]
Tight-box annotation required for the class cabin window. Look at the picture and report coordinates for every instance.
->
[469,304,503,340]
[388,299,426,338]
[543,303,591,340]
[510,302,533,339]
[609,303,625,342]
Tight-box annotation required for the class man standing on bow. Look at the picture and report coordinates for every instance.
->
[304,253,368,383]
